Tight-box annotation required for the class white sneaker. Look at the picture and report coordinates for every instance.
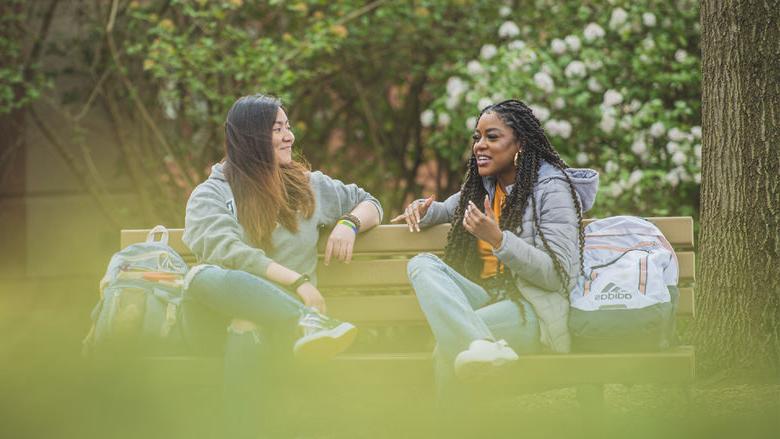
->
[293,309,358,361]
[454,339,519,380]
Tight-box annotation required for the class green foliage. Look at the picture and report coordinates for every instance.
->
[3,0,702,223]
[0,0,51,114]
[421,0,701,218]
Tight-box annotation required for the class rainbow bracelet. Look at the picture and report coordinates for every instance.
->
[337,219,359,234]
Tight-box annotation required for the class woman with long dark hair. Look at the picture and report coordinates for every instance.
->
[182,94,382,436]
[393,99,598,392]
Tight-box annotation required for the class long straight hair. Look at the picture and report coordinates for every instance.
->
[223,94,314,248]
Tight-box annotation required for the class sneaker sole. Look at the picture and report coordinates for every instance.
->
[293,323,358,361]
[454,356,517,382]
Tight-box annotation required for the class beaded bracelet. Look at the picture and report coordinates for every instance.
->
[339,213,361,231]
[337,219,359,234]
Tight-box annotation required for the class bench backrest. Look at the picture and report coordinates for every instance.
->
[121,217,695,325]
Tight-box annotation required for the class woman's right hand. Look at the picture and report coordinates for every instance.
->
[296,282,327,314]
[390,196,434,232]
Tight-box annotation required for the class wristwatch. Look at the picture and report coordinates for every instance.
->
[289,274,311,291]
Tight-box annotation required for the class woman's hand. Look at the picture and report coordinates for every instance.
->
[324,223,357,265]
[463,195,503,248]
[390,196,434,232]
[296,282,327,314]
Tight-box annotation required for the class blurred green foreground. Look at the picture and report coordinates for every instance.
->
[1,279,777,439]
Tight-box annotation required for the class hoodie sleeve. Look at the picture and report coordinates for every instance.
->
[417,191,461,228]
[314,171,383,226]
[493,178,580,292]
[182,183,274,278]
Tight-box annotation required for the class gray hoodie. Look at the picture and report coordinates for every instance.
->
[418,161,599,353]
[183,163,383,286]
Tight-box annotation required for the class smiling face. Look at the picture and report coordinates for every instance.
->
[472,111,521,186]
[272,107,295,165]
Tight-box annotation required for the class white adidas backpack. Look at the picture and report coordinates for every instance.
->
[569,216,680,352]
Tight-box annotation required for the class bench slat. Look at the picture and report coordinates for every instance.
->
[316,252,695,288]
[119,216,694,257]
[331,346,695,386]
[141,345,694,387]
[325,287,695,324]
[315,217,694,252]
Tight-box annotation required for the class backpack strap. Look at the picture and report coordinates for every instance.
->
[639,254,648,295]
[146,225,169,246]
[584,271,598,296]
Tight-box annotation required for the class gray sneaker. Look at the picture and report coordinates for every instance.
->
[293,309,357,361]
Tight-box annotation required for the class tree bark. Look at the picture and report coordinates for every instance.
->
[696,0,780,375]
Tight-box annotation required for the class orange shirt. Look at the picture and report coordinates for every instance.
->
[477,184,506,279]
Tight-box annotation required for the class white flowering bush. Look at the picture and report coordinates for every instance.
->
[421,0,701,218]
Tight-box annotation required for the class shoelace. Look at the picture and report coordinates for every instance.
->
[299,311,339,334]
[495,339,510,349]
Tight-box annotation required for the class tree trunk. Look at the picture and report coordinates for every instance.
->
[696,0,780,375]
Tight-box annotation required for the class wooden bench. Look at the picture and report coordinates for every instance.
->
[121,216,695,404]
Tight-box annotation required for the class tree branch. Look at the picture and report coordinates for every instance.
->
[22,0,60,75]
[105,0,195,189]
[99,88,161,224]
[29,107,121,229]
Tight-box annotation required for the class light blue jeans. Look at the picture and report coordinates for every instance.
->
[180,266,306,438]
[407,253,541,397]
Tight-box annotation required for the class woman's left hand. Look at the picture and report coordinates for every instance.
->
[324,223,357,265]
[463,195,503,249]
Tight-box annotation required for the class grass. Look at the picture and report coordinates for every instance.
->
[1,278,778,439]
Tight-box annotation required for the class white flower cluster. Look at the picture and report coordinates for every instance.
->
[498,21,520,39]
[481,44,498,60]
[584,23,605,42]
[551,38,567,54]
[565,35,581,51]
[564,60,587,78]
[587,77,603,92]
[603,89,623,107]
[528,104,550,122]
[533,71,555,93]
[628,169,644,186]
[608,168,646,198]
[445,76,468,110]
[467,60,485,76]
[507,39,526,51]
[420,109,435,127]
[598,90,623,134]
[544,119,572,139]
[609,8,628,30]
[650,121,666,138]
[642,12,657,27]
[631,136,647,156]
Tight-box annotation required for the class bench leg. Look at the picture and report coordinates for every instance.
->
[679,383,693,417]
[577,384,605,434]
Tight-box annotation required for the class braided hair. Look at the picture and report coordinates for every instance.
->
[442,99,584,294]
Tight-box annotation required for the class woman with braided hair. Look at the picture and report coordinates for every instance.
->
[392,99,598,390]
